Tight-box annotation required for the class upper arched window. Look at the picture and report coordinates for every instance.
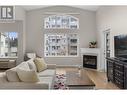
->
[44,15,79,29]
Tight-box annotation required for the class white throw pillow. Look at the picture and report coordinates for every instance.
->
[6,62,30,82]
[17,62,30,70]
[6,67,20,82]
[34,58,47,72]
[26,59,37,71]
[17,68,39,82]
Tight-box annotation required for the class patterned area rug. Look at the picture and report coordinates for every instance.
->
[54,74,69,89]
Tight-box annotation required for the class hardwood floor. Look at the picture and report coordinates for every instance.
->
[56,67,119,89]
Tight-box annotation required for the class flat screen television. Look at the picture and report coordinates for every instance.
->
[114,34,127,60]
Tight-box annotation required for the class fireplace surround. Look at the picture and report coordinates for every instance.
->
[80,48,101,71]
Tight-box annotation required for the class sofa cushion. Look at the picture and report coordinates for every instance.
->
[0,82,49,89]
[6,67,20,82]
[39,76,54,89]
[0,76,53,89]
[17,68,39,82]
[6,62,29,82]
[26,59,37,71]
[34,58,47,72]
[38,69,55,77]
[0,72,8,83]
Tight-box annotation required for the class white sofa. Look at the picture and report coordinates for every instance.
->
[0,59,56,89]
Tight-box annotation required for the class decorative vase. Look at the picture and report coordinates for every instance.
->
[89,42,97,48]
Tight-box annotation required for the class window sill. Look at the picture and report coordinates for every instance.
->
[44,56,79,58]
[0,57,18,59]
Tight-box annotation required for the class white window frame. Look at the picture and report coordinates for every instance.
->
[44,33,79,57]
[0,32,18,58]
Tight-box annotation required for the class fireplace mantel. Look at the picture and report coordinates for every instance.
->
[80,48,101,71]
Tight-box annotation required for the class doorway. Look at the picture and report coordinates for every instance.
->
[103,29,110,72]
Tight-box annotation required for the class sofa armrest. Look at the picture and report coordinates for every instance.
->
[47,64,56,69]
[0,82,49,89]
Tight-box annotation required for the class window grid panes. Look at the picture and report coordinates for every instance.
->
[0,32,18,57]
[44,15,79,57]
[44,15,79,29]
[44,33,78,57]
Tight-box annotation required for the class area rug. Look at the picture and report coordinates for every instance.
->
[54,74,69,89]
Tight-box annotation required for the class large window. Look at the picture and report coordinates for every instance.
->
[0,32,18,57]
[44,14,79,57]
[44,33,78,57]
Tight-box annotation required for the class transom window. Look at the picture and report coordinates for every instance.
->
[44,15,79,29]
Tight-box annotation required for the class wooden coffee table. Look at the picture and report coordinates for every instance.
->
[66,69,95,89]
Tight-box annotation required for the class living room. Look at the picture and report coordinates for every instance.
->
[0,5,127,90]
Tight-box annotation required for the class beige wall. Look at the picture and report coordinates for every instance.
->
[26,6,97,66]
[96,6,127,70]
[15,6,26,63]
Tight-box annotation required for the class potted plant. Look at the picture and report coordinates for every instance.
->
[89,41,97,48]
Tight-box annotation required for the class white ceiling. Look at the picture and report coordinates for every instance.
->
[22,5,99,11]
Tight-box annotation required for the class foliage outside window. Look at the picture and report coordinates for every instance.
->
[44,15,79,29]
[0,32,18,57]
[44,33,78,57]
[44,15,79,57]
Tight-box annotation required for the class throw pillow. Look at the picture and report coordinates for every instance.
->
[26,59,37,71]
[18,62,30,70]
[34,58,47,72]
[17,68,39,82]
[6,67,20,82]
[6,61,30,82]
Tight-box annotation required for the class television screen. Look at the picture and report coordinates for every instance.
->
[114,34,127,59]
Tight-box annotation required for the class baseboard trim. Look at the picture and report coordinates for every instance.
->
[56,65,104,72]
[56,65,79,68]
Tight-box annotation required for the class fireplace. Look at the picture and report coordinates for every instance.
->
[83,55,97,69]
